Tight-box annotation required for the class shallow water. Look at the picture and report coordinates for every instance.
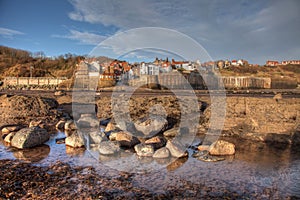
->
[1,132,299,198]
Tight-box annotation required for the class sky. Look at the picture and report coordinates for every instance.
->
[0,0,299,64]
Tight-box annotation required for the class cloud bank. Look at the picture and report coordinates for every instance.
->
[68,0,300,64]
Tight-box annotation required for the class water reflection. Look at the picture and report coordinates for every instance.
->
[65,146,85,156]
[166,157,188,171]
[13,144,50,162]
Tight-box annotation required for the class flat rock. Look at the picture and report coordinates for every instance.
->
[11,127,49,149]
[209,140,235,155]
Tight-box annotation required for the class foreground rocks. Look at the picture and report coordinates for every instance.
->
[0,159,268,199]
[10,127,49,149]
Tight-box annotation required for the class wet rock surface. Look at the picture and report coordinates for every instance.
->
[11,127,49,149]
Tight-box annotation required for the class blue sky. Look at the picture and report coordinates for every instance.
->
[0,0,299,64]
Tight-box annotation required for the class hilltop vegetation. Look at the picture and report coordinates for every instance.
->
[0,46,85,79]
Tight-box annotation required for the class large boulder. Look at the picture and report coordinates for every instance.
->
[135,116,168,137]
[11,127,49,149]
[166,140,188,158]
[65,132,85,148]
[209,140,235,155]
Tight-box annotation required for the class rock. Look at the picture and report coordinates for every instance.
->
[64,120,77,130]
[55,120,66,130]
[54,90,65,96]
[1,125,22,134]
[163,127,189,137]
[29,120,46,128]
[99,118,111,126]
[153,147,170,158]
[65,132,85,148]
[114,131,140,148]
[98,141,120,155]
[273,93,282,101]
[77,115,99,128]
[4,132,16,143]
[209,140,235,155]
[134,116,168,137]
[88,130,107,144]
[11,127,49,149]
[163,128,179,137]
[134,144,155,157]
[145,136,166,149]
[198,145,210,151]
[166,140,188,158]
[55,137,66,144]
[105,121,117,132]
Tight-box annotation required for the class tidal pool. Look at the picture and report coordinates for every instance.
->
[1,132,299,199]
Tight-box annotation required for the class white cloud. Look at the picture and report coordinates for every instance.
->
[0,27,24,38]
[53,29,106,45]
[68,0,300,64]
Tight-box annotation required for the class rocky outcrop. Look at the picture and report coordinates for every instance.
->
[0,94,58,128]
[203,97,300,143]
[11,127,49,149]
[209,140,235,156]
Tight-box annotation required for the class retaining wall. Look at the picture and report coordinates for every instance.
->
[4,77,67,86]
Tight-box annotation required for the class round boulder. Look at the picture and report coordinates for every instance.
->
[11,127,49,149]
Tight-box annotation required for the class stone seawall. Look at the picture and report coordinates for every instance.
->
[129,74,273,89]
[4,77,67,86]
